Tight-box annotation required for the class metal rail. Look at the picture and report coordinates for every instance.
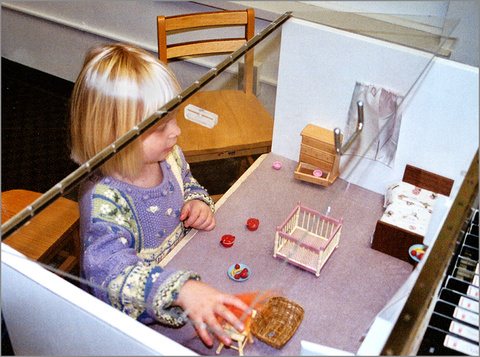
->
[334,101,364,155]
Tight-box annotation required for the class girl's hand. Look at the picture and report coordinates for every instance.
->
[174,280,251,347]
[180,200,215,231]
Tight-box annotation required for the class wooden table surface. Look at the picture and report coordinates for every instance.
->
[176,90,273,163]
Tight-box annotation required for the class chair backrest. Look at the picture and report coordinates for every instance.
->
[157,9,255,94]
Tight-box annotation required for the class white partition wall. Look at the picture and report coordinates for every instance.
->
[1,245,196,356]
[272,18,478,197]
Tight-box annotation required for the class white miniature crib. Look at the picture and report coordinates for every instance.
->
[274,202,343,277]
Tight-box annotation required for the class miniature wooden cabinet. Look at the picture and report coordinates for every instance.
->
[294,124,342,186]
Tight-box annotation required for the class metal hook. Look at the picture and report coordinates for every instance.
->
[334,101,364,155]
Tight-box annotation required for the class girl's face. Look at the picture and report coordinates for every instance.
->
[141,113,181,164]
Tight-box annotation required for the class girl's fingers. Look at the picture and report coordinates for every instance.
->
[193,321,214,347]
[183,208,199,227]
[186,210,215,230]
[205,314,231,345]
[194,215,214,230]
[214,303,246,332]
[203,219,216,231]
[222,294,251,315]
[192,317,231,347]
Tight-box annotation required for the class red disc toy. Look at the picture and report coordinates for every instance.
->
[246,218,259,231]
[220,234,235,247]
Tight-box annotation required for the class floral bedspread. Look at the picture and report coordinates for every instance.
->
[380,181,443,236]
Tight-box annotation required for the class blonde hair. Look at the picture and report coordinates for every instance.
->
[70,43,181,178]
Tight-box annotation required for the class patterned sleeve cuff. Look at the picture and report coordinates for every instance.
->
[184,192,215,213]
[149,270,200,327]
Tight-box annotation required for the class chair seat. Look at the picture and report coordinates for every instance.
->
[176,90,274,163]
[1,189,80,274]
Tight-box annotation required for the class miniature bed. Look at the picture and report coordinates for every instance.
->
[371,165,454,263]
[274,202,344,276]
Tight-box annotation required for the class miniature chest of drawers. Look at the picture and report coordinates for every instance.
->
[294,124,342,186]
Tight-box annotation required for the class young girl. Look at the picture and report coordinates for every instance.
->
[70,43,249,347]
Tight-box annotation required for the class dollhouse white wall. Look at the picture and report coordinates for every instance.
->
[272,17,478,197]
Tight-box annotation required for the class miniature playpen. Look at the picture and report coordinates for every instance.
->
[274,202,343,277]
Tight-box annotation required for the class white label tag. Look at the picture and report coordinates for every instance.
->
[454,306,479,327]
[449,320,479,342]
[184,104,218,129]
[467,285,479,300]
[444,334,479,355]
[459,296,479,313]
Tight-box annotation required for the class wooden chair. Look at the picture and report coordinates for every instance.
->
[1,190,80,276]
[157,9,274,175]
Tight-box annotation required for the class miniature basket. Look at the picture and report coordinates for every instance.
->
[251,296,304,349]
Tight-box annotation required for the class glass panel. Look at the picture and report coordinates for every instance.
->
[3,8,477,356]
[291,10,459,56]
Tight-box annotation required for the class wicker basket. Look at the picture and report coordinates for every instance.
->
[251,296,304,349]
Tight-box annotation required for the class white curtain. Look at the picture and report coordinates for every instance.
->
[343,82,404,167]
